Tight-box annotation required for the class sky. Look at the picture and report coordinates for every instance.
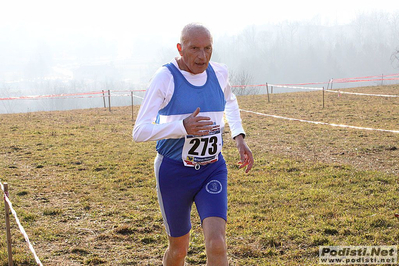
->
[1,0,399,71]
[2,0,398,42]
[1,0,399,112]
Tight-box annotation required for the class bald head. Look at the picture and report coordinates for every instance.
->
[180,23,213,46]
[176,23,213,74]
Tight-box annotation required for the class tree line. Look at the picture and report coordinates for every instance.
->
[214,11,399,86]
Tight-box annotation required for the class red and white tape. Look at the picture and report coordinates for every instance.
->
[268,84,324,91]
[0,91,104,101]
[0,90,146,101]
[259,84,398,97]
[332,73,399,83]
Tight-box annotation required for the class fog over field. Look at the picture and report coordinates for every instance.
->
[1,0,399,113]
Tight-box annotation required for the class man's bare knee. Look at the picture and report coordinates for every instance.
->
[168,245,188,260]
[164,234,190,264]
[206,235,227,256]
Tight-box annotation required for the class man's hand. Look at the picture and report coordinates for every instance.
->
[183,107,217,136]
[234,134,254,173]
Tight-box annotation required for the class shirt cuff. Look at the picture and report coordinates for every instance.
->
[233,133,245,140]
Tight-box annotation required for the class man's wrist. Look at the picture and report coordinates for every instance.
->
[233,133,245,140]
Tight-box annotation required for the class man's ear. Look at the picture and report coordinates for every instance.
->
[177,43,183,55]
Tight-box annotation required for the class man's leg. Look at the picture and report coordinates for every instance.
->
[203,217,228,266]
[163,232,190,266]
[155,154,194,265]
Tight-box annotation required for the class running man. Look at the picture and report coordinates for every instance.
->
[133,23,254,266]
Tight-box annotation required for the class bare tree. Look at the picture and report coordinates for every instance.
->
[229,69,256,96]
[391,48,399,68]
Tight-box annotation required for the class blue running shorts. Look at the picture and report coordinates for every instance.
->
[154,153,228,237]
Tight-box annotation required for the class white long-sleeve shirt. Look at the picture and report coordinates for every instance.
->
[133,59,245,143]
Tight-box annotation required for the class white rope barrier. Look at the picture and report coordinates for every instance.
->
[268,84,324,91]
[325,89,399,98]
[267,84,399,98]
[110,93,144,99]
[240,109,399,134]
[1,181,43,266]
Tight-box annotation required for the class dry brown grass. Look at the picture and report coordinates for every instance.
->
[0,84,398,265]
[238,85,399,175]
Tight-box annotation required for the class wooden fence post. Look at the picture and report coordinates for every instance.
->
[4,183,14,266]
[266,83,270,103]
[102,90,106,109]
[134,91,137,121]
[322,87,325,109]
[107,90,111,112]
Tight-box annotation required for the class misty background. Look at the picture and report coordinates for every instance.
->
[1,7,399,113]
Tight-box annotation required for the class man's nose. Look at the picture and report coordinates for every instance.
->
[198,49,206,59]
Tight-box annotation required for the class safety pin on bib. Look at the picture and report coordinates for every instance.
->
[195,164,201,170]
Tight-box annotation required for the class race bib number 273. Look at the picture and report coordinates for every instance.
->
[182,125,222,167]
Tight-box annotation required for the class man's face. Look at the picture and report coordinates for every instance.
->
[177,29,213,74]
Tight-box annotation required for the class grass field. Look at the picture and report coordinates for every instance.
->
[0,85,398,265]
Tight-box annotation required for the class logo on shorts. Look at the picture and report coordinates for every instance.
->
[206,180,222,194]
